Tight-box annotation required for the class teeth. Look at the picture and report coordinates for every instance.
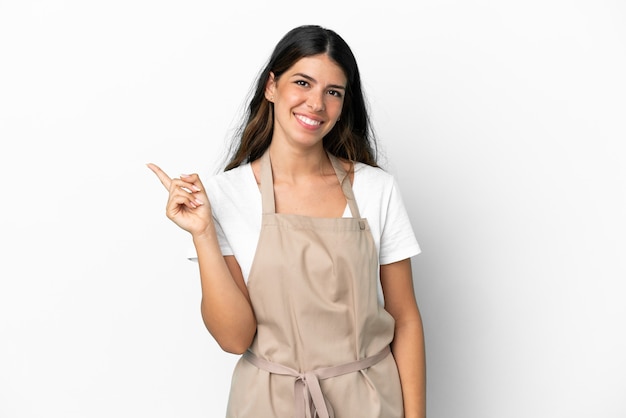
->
[296,115,321,126]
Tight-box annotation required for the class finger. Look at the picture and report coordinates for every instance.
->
[146,163,172,190]
[170,178,203,195]
[168,183,206,207]
[180,173,204,192]
[168,194,200,210]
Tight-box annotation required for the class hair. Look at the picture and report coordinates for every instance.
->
[224,25,378,171]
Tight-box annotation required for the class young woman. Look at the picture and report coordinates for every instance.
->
[148,25,426,418]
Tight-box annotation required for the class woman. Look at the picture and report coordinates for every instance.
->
[148,25,426,418]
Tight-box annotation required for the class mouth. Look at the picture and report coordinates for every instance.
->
[295,114,323,127]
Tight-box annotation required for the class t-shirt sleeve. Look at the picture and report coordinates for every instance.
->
[186,180,235,262]
[186,213,233,261]
[379,178,421,265]
[213,215,234,256]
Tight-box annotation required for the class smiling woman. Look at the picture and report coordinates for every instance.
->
[266,55,345,153]
[148,25,425,418]
[266,54,346,151]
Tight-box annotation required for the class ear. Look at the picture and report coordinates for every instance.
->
[264,72,276,101]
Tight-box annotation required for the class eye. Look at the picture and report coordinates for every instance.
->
[328,89,343,98]
[295,80,310,87]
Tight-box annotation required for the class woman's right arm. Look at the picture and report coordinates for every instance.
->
[193,233,257,354]
[147,164,257,354]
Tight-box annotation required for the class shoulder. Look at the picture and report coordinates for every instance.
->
[206,163,253,190]
[352,163,411,220]
[205,163,258,208]
[353,162,397,192]
[353,162,393,178]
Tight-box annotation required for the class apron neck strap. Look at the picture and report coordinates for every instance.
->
[260,150,276,214]
[259,149,362,218]
[328,153,361,219]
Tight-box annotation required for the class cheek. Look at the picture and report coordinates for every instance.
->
[329,100,344,118]
[280,86,305,102]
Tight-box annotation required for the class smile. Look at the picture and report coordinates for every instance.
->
[295,114,322,127]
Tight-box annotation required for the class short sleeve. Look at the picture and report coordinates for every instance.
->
[186,164,261,277]
[213,215,234,256]
[378,178,421,265]
[185,192,235,262]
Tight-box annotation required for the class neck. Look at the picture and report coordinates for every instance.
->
[267,142,332,182]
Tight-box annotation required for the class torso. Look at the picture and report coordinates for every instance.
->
[226,150,404,417]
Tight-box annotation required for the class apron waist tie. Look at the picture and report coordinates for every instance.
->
[243,345,391,418]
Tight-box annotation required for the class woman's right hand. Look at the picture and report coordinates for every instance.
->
[146,163,213,237]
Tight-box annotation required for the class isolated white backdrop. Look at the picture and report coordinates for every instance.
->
[1,1,625,417]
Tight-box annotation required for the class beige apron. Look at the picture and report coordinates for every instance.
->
[225,150,404,418]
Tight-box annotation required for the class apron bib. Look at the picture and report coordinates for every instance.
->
[225,150,404,418]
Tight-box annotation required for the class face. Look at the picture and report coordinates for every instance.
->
[265,54,347,150]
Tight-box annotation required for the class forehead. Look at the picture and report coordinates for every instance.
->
[286,54,347,84]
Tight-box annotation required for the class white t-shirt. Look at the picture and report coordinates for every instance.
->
[188,162,420,298]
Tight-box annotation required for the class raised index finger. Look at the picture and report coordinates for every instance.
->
[146,163,172,190]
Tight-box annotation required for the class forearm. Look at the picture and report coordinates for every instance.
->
[392,317,426,418]
[193,232,256,354]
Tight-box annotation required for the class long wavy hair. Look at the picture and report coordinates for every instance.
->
[224,25,378,171]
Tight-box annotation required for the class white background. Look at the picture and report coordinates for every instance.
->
[1,1,625,417]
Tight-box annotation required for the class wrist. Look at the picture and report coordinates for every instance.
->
[191,223,217,243]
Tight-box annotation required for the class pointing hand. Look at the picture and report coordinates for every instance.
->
[147,163,212,237]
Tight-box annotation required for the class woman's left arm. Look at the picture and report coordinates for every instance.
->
[380,258,426,418]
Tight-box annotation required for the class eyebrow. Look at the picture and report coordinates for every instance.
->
[292,73,346,90]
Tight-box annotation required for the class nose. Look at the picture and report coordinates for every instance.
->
[306,90,325,112]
